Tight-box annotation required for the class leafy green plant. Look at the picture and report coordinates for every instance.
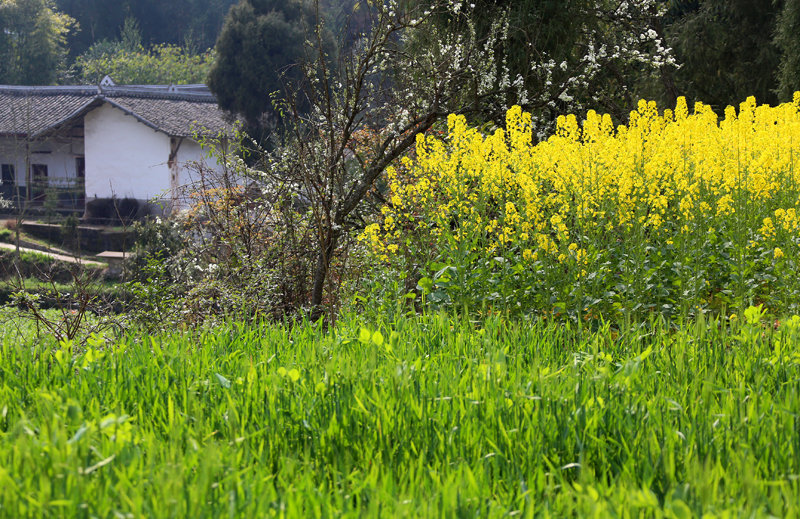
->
[2,266,120,345]
[0,249,97,283]
[1,246,120,345]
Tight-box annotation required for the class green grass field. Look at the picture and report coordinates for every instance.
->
[1,311,799,517]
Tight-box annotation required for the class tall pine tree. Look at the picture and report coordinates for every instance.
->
[207,0,320,130]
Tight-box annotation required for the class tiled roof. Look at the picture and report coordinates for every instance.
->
[0,84,234,138]
[0,87,97,136]
[104,96,232,137]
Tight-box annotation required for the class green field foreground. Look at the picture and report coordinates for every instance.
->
[1,312,800,517]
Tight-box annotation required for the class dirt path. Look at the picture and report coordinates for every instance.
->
[0,242,106,267]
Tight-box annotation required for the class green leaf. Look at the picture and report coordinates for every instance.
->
[433,265,456,281]
[665,499,693,519]
[744,304,765,326]
[215,373,231,389]
[417,277,433,293]
[68,426,89,445]
[359,327,372,344]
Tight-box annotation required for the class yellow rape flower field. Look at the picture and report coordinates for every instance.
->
[362,93,800,321]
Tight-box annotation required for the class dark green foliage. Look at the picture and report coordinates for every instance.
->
[412,0,797,119]
[413,0,668,127]
[55,0,126,55]
[414,0,588,122]
[0,0,73,84]
[665,0,701,20]
[125,217,187,281]
[452,0,589,106]
[668,0,782,110]
[207,0,316,129]
[55,0,237,57]
[775,0,800,101]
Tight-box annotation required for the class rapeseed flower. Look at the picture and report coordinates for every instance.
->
[360,93,800,317]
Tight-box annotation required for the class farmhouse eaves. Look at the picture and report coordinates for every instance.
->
[0,84,234,139]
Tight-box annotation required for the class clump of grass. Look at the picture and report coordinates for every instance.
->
[0,277,124,303]
[1,310,799,516]
[0,249,103,283]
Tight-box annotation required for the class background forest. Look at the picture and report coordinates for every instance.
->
[0,0,799,115]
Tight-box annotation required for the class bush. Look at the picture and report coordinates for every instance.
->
[0,250,82,283]
[1,248,121,344]
[124,157,319,329]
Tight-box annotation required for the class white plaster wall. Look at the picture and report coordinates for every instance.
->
[84,103,171,200]
[30,139,82,187]
[0,136,83,187]
[175,138,225,193]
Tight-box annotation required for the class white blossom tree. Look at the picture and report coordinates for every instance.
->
[259,0,674,318]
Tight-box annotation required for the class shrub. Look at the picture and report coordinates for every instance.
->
[124,157,320,329]
[0,250,82,283]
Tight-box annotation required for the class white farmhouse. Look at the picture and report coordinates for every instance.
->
[0,81,233,215]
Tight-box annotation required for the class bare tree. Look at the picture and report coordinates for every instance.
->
[260,1,489,319]
[257,0,673,320]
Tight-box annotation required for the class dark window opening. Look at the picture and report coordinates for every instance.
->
[32,164,48,182]
[1,164,14,186]
[31,164,48,201]
[75,157,86,207]
[76,157,85,179]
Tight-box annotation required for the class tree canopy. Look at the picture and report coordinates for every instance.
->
[412,0,673,130]
[775,0,800,101]
[0,0,798,117]
[55,0,237,56]
[207,0,319,129]
[0,0,74,84]
[668,0,781,111]
[72,43,216,85]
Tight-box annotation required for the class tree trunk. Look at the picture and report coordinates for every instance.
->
[310,229,339,321]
